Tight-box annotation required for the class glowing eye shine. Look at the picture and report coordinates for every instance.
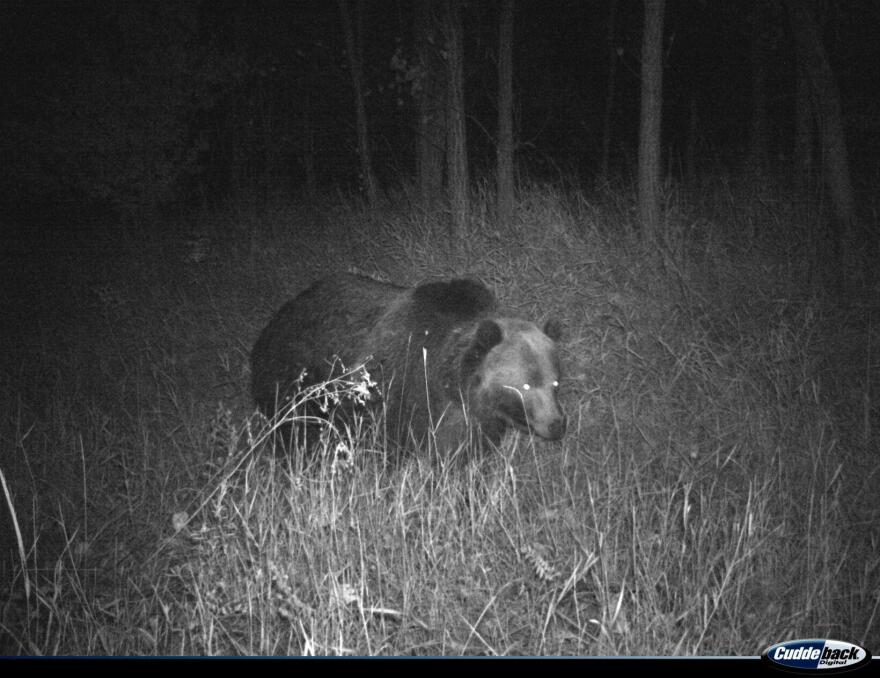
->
[522,383,530,390]
[552,381,559,388]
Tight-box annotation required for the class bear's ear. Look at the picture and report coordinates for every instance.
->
[543,318,563,342]
[462,319,503,377]
[474,318,503,351]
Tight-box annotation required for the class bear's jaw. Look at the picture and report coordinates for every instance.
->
[492,397,565,441]
[498,412,565,441]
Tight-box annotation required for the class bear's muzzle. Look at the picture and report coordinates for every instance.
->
[543,415,566,441]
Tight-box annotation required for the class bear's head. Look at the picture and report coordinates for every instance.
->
[463,317,566,442]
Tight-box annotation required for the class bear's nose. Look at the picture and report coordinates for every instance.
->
[547,416,566,440]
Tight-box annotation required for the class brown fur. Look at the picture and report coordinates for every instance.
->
[250,273,566,456]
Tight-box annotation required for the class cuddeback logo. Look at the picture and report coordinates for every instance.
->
[762,639,872,673]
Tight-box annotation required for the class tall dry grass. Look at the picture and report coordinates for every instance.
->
[1,177,877,655]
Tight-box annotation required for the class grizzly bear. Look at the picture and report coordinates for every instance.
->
[250,273,566,455]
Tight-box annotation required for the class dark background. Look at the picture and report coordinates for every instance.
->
[3,1,878,217]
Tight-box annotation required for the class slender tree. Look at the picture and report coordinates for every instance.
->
[600,0,619,179]
[301,92,317,203]
[786,0,856,276]
[496,0,515,228]
[638,0,665,238]
[749,0,769,173]
[415,0,445,204]
[445,0,468,251]
[794,56,815,192]
[339,0,378,207]
[685,96,699,183]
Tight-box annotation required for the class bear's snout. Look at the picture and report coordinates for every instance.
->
[530,392,566,441]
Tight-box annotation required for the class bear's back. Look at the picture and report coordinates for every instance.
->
[366,278,498,360]
[410,278,497,321]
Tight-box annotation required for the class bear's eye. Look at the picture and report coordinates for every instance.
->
[522,383,531,391]
[552,380,559,389]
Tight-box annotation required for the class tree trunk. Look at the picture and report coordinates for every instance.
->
[496,0,515,228]
[302,93,317,203]
[415,0,445,204]
[685,96,698,184]
[787,0,856,279]
[445,0,468,252]
[749,0,769,173]
[638,0,665,239]
[600,0,618,180]
[794,57,814,192]
[339,0,378,207]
